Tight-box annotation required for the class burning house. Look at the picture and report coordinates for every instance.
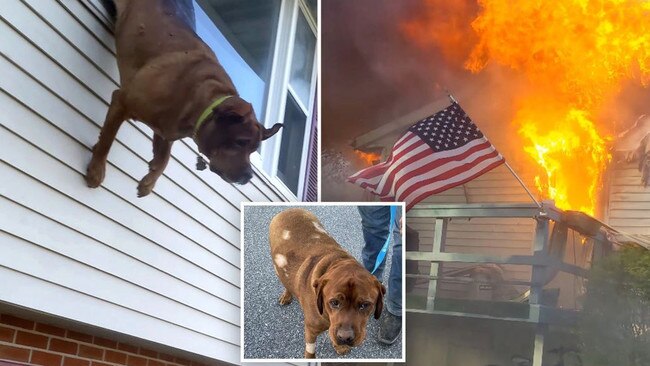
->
[347,92,650,365]
[319,0,650,364]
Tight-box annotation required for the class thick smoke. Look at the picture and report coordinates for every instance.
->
[323,0,650,204]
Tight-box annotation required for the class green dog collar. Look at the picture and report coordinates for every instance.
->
[193,95,233,139]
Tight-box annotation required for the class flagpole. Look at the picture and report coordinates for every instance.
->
[504,162,542,208]
[446,91,542,208]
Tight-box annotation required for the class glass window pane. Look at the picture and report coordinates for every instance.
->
[305,0,317,23]
[195,0,280,115]
[200,0,280,80]
[289,13,316,106]
[277,95,307,194]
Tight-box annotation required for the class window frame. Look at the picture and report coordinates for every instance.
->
[257,0,318,200]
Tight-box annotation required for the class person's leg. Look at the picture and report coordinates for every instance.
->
[358,206,391,278]
[387,211,402,315]
[379,209,403,344]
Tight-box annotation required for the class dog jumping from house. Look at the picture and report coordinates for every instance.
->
[85,0,282,196]
[269,208,386,358]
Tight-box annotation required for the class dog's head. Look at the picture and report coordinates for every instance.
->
[313,261,386,349]
[195,96,282,184]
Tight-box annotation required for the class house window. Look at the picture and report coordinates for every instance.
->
[196,0,318,199]
[194,0,281,117]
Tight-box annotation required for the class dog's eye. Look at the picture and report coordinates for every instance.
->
[329,299,340,309]
[359,302,371,311]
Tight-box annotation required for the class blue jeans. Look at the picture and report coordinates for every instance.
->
[358,206,402,316]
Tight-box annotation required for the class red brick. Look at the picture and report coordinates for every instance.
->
[93,337,117,349]
[174,358,191,366]
[158,354,174,362]
[0,314,34,330]
[147,360,165,366]
[63,357,90,366]
[126,355,147,366]
[92,362,113,366]
[117,343,138,354]
[31,350,63,366]
[67,330,93,344]
[0,326,15,342]
[79,345,104,360]
[35,323,66,337]
[0,344,30,362]
[104,350,127,364]
[16,330,49,349]
[50,338,79,355]
[138,348,157,358]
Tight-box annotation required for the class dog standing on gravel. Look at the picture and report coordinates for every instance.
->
[269,208,385,358]
[85,0,282,196]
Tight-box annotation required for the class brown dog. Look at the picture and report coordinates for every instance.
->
[85,0,282,196]
[269,208,385,358]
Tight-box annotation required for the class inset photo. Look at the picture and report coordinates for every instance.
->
[241,203,405,362]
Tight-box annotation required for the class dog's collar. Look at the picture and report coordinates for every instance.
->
[193,95,233,139]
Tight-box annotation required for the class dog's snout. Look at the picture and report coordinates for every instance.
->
[336,327,355,345]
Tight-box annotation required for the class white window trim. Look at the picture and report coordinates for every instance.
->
[258,0,318,200]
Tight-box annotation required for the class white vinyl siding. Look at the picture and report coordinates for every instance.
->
[0,0,286,363]
[606,160,650,235]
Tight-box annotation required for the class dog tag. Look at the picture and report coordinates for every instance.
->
[196,156,207,171]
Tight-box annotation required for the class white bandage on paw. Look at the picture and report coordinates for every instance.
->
[305,342,316,354]
[274,254,288,268]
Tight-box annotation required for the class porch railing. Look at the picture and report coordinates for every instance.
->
[405,203,608,324]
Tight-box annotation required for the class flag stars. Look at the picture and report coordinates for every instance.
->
[408,103,484,152]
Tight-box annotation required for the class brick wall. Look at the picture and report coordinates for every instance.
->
[0,314,210,366]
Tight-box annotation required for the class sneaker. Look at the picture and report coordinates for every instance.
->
[378,311,402,344]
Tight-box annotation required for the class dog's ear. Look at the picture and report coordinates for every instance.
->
[313,278,328,315]
[374,281,386,319]
[261,123,283,140]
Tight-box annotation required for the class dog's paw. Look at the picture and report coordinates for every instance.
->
[85,159,106,188]
[137,181,153,197]
[279,290,293,305]
[334,345,351,355]
[137,174,156,197]
[304,351,316,359]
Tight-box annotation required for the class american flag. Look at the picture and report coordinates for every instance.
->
[348,102,505,210]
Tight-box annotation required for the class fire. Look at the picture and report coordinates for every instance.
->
[518,103,611,215]
[354,150,381,166]
[404,0,650,215]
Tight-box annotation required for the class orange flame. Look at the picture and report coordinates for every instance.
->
[517,103,612,215]
[354,150,382,166]
[404,0,650,215]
